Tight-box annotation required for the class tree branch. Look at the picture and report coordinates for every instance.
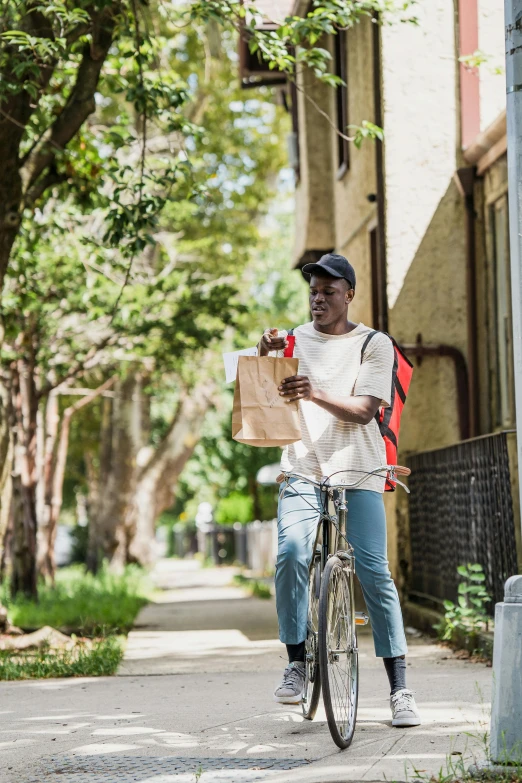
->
[21,5,119,194]
[63,376,116,417]
[137,397,184,480]
[24,169,67,207]
[37,333,117,400]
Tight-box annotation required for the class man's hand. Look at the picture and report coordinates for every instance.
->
[279,375,315,402]
[258,328,288,357]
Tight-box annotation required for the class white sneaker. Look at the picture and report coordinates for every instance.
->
[390,688,421,727]
[274,662,305,704]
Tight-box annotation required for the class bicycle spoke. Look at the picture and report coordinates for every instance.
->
[302,557,321,720]
[321,560,358,745]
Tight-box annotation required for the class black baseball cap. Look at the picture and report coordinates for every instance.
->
[302,253,356,290]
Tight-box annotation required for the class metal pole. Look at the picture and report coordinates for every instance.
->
[505,0,522,532]
[486,0,522,765]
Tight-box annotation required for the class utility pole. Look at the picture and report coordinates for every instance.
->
[506,0,522,525]
[484,0,522,767]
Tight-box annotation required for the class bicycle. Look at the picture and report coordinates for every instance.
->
[278,464,411,749]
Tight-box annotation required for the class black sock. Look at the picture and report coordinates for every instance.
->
[383,656,407,695]
[286,641,305,663]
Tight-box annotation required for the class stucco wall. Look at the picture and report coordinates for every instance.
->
[293,58,336,265]
[333,17,377,270]
[390,181,467,454]
[389,180,468,589]
[381,1,459,310]
[341,223,376,327]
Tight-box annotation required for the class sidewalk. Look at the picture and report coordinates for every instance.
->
[0,559,492,783]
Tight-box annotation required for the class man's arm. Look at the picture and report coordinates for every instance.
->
[279,375,380,425]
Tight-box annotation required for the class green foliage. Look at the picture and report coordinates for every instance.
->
[1,565,150,635]
[1,0,418,295]
[173,202,307,524]
[215,492,254,525]
[459,49,505,76]
[435,564,491,645]
[233,573,272,599]
[0,636,124,681]
[189,1,417,83]
[349,120,384,149]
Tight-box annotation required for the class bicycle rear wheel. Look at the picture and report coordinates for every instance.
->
[318,555,358,749]
[302,549,321,720]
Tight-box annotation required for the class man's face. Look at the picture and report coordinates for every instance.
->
[309,274,354,326]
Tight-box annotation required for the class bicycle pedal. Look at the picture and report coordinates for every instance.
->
[355,612,369,626]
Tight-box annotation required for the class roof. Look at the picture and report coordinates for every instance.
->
[244,0,295,25]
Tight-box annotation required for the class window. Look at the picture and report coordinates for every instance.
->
[490,195,514,427]
[334,30,349,175]
[369,225,387,331]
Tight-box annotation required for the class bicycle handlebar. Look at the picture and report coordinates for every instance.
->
[280,465,411,492]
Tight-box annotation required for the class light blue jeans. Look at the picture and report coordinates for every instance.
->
[275,478,408,658]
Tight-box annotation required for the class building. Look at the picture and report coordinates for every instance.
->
[241,0,521,619]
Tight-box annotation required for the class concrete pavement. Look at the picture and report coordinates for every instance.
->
[0,559,492,783]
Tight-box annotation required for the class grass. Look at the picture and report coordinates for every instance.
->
[1,564,150,636]
[233,573,272,599]
[0,636,124,681]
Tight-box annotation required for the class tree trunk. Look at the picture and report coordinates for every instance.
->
[36,393,59,582]
[0,383,13,622]
[0,127,23,294]
[86,397,112,574]
[10,358,39,599]
[0,381,13,578]
[94,374,142,571]
[127,380,216,565]
[37,378,115,582]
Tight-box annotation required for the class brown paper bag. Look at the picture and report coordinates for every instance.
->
[232,355,301,447]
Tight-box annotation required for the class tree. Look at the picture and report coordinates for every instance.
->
[1,16,287,591]
[0,0,416,596]
[174,200,309,524]
[0,0,416,295]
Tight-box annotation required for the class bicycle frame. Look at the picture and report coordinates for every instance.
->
[312,487,349,573]
[280,464,410,743]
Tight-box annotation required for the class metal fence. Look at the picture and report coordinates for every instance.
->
[407,431,519,610]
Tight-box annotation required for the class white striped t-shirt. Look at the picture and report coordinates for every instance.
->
[279,321,394,493]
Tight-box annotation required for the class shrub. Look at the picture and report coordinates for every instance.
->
[435,563,491,645]
[215,492,253,525]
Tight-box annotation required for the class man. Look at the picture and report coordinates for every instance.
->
[258,253,420,728]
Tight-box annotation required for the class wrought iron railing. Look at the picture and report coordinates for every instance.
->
[407,431,519,611]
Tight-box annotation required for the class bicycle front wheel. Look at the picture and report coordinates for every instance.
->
[318,555,358,749]
[302,549,321,720]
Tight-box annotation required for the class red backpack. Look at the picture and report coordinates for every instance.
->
[284,328,413,491]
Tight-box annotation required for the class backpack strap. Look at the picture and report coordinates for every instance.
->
[360,330,379,361]
[359,329,395,434]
